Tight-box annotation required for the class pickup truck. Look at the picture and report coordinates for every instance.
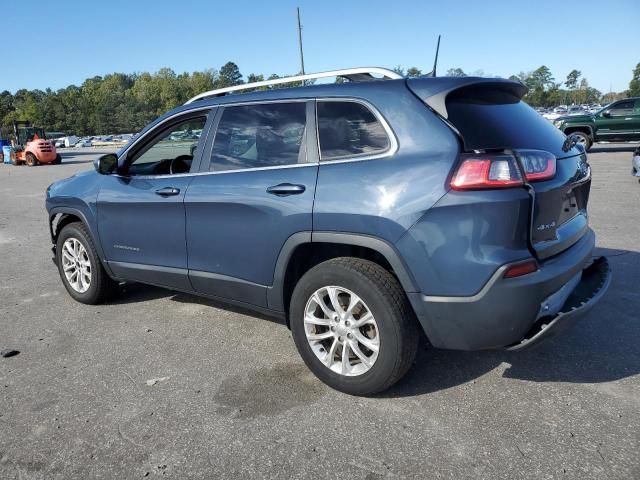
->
[553,97,640,150]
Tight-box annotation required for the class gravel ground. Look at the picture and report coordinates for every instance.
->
[0,145,639,479]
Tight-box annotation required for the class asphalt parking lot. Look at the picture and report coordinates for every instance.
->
[1,145,639,479]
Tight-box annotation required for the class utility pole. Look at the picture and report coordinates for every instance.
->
[297,7,305,76]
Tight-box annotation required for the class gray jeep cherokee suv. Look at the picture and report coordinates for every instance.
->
[46,68,611,395]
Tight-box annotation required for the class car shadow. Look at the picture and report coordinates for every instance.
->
[108,282,286,326]
[590,144,638,153]
[101,248,639,397]
[381,247,640,397]
[59,150,117,156]
[56,160,95,165]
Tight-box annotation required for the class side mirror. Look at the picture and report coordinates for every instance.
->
[94,153,118,175]
[602,110,611,117]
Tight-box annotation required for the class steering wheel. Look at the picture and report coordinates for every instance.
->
[169,155,193,175]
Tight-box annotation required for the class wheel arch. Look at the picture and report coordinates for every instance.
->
[49,206,115,278]
[563,125,594,138]
[267,231,419,326]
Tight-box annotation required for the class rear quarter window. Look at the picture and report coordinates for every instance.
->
[317,101,390,160]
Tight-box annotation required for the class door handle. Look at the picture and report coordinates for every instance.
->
[266,183,306,196]
[155,187,180,196]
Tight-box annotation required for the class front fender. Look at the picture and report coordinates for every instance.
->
[48,205,114,278]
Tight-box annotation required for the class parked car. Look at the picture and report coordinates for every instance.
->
[55,136,79,148]
[45,69,611,395]
[543,106,568,121]
[567,105,588,116]
[75,139,93,148]
[553,98,640,149]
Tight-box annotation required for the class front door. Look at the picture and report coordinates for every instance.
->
[97,112,210,290]
[185,101,317,307]
[597,99,637,140]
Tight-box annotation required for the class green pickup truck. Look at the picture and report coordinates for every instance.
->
[552,97,640,150]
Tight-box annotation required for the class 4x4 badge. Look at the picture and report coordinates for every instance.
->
[536,221,556,231]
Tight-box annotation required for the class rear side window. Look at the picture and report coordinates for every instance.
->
[446,89,569,158]
[317,101,390,160]
[210,102,307,171]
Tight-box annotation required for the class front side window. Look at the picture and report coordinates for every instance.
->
[609,100,634,114]
[128,116,206,175]
[210,102,307,171]
[317,101,391,160]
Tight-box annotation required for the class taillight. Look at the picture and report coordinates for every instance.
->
[517,149,556,182]
[451,150,557,190]
[451,154,523,190]
[503,259,538,278]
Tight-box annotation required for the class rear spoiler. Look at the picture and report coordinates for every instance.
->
[406,77,528,119]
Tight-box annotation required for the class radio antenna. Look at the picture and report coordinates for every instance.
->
[425,35,441,77]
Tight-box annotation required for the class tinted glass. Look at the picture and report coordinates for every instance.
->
[610,100,634,112]
[447,91,571,158]
[210,103,306,171]
[129,116,206,175]
[317,101,390,160]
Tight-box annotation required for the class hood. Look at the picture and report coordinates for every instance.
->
[47,169,97,199]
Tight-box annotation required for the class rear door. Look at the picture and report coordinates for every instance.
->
[413,81,591,260]
[184,100,318,307]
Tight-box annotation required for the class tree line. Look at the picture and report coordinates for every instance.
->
[1,61,639,138]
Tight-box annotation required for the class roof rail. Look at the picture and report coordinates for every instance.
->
[184,67,403,104]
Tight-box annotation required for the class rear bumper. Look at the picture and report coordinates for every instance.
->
[506,256,610,350]
[408,228,611,350]
[36,151,57,163]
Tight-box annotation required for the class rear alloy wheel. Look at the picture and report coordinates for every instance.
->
[290,257,418,395]
[25,152,39,167]
[303,286,380,377]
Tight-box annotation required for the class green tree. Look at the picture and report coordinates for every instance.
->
[392,65,405,76]
[406,67,422,77]
[629,63,640,97]
[565,70,581,90]
[217,62,243,87]
[565,69,581,104]
[446,68,466,77]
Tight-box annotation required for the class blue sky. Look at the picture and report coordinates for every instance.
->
[3,0,638,94]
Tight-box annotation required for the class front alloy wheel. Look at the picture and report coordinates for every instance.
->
[61,237,92,293]
[304,286,379,376]
[56,222,117,304]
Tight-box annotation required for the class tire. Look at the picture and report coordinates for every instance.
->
[26,152,39,167]
[53,154,62,165]
[569,131,592,151]
[56,222,118,304]
[290,257,419,395]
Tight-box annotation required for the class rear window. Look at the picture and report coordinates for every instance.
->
[446,89,570,158]
[210,102,307,171]
[317,101,390,160]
